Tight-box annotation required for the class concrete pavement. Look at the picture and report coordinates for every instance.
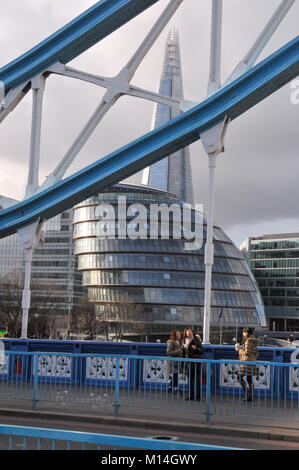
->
[0,393,298,445]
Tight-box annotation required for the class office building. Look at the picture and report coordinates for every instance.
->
[0,206,83,334]
[241,233,299,332]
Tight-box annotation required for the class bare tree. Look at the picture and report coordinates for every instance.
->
[28,280,61,338]
[0,272,63,338]
[97,296,145,342]
[71,297,107,340]
[47,312,59,340]
[0,271,23,337]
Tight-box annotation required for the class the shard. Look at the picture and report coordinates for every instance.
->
[142,29,194,204]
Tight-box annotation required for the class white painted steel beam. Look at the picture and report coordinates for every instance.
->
[48,63,187,110]
[26,75,46,198]
[202,0,296,344]
[1,34,298,239]
[0,0,162,94]
[40,0,184,191]
[207,0,222,97]
[125,0,184,80]
[40,93,119,191]
[0,82,30,124]
[12,0,185,338]
[224,0,296,86]
[202,0,223,345]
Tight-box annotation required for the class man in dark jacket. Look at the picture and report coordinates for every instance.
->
[182,328,204,400]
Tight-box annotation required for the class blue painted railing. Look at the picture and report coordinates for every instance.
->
[0,345,298,423]
[0,424,244,450]
[1,338,296,364]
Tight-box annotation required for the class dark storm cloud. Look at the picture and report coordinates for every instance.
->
[0,0,298,246]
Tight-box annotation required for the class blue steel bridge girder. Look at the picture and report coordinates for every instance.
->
[0,34,298,239]
[0,0,161,94]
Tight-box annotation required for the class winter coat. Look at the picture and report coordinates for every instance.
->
[239,335,259,375]
[167,339,183,373]
[182,336,204,360]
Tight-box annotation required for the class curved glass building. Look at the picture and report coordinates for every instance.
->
[73,29,266,341]
[73,184,266,341]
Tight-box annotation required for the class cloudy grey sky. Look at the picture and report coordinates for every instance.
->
[0,0,298,248]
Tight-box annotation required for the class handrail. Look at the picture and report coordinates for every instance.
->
[1,349,298,367]
[0,424,243,450]
[0,350,298,424]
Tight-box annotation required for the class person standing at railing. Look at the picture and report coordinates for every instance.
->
[235,327,259,402]
[167,330,183,393]
[182,328,204,401]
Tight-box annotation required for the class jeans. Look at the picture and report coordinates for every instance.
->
[188,362,201,399]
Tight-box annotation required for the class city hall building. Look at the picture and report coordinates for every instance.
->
[73,183,267,341]
[72,29,267,341]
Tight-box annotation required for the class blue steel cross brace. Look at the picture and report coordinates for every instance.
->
[0,0,161,94]
[0,35,298,238]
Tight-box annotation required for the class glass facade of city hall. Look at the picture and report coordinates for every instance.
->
[73,184,267,340]
[246,233,299,331]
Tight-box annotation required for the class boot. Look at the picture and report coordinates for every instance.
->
[241,378,247,401]
[247,383,253,402]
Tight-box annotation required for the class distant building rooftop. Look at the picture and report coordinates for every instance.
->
[251,233,299,241]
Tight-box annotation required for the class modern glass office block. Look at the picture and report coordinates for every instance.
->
[242,233,299,332]
[0,208,84,333]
